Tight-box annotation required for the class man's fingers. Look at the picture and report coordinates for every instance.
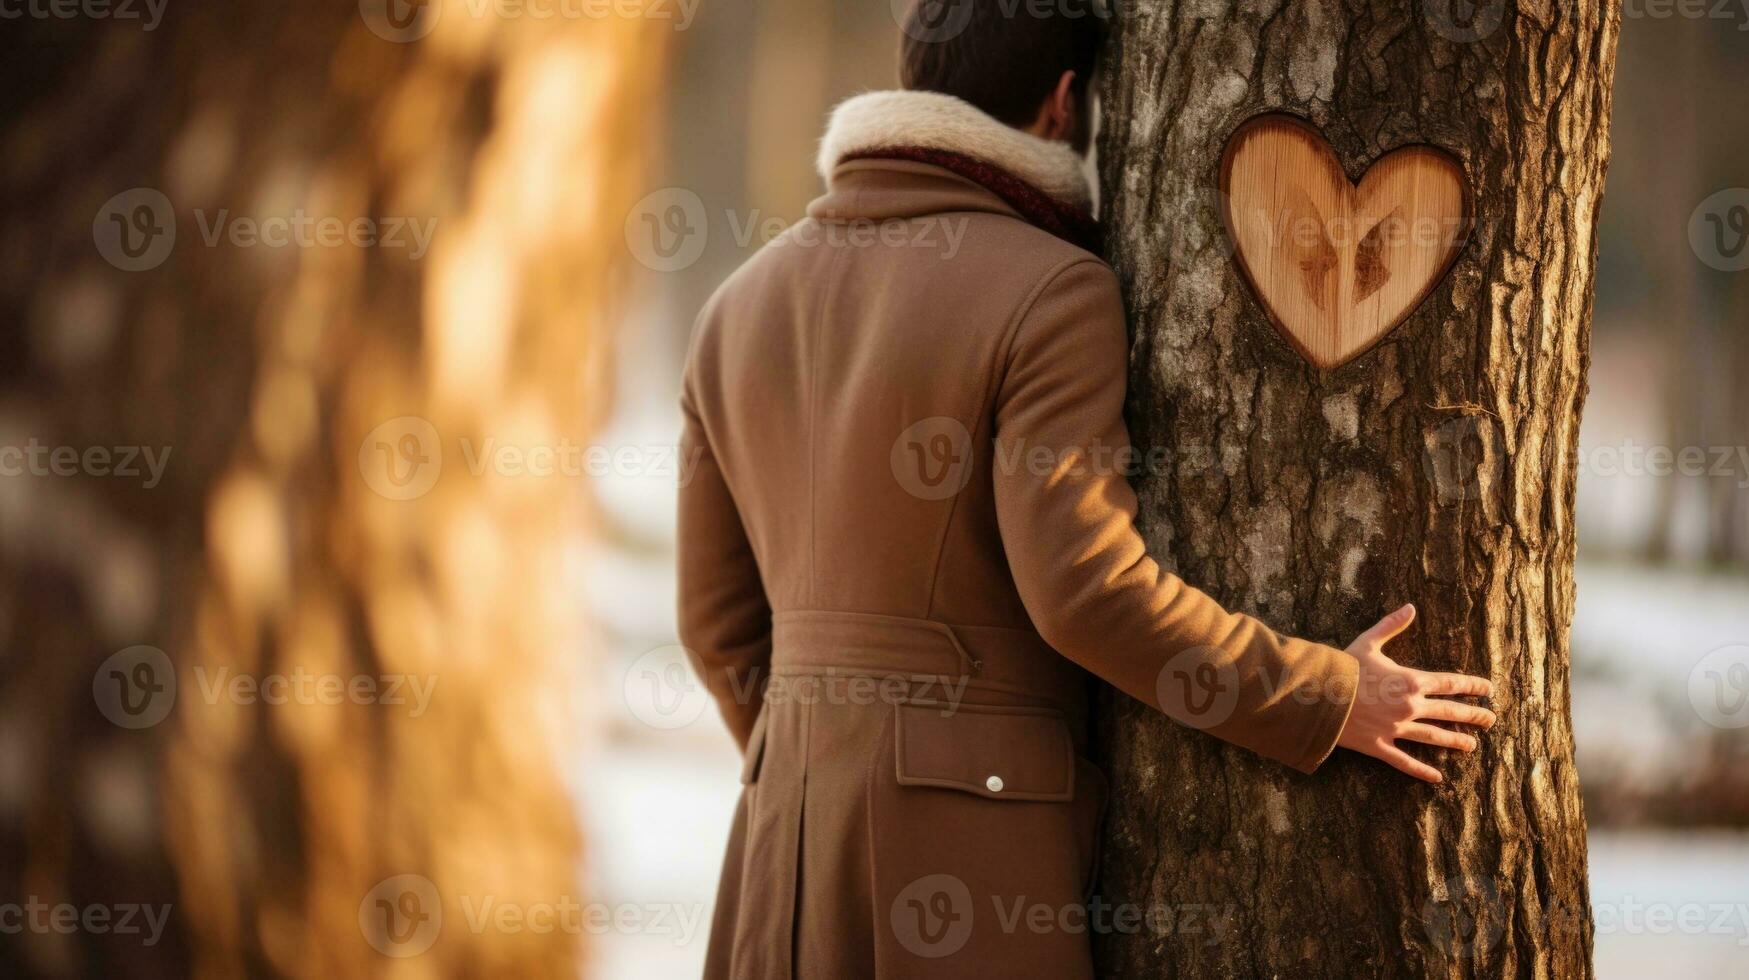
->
[1419,699,1497,729]
[1357,603,1417,647]
[1376,742,1442,783]
[1401,723,1478,753]
[1422,671,1493,697]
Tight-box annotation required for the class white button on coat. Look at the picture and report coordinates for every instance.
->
[985,775,1004,793]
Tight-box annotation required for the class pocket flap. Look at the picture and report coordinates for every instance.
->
[894,702,1074,802]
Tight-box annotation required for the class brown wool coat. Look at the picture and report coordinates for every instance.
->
[678,91,1359,980]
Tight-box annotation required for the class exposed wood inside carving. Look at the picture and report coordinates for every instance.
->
[1219,114,1469,369]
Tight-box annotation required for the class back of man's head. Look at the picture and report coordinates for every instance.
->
[897,0,1109,130]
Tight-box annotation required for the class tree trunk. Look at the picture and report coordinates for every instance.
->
[0,6,661,978]
[1093,2,1619,978]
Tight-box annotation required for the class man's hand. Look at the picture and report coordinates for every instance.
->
[1335,603,1496,783]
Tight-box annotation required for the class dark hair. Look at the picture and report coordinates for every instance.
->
[898,0,1109,128]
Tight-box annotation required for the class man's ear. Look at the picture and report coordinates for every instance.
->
[1030,70,1079,144]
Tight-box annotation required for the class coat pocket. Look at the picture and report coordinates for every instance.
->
[893,701,1075,802]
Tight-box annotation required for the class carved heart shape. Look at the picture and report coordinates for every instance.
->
[1219,114,1469,369]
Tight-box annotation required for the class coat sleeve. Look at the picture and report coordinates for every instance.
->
[677,369,771,751]
[991,259,1358,773]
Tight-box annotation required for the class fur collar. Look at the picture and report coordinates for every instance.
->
[816,90,1093,212]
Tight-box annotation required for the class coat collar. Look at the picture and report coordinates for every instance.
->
[814,90,1098,249]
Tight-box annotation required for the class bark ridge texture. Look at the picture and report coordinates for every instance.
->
[1094,2,1620,977]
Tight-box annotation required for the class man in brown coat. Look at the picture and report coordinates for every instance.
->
[678,4,1496,977]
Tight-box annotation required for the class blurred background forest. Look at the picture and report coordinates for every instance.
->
[2,2,1747,978]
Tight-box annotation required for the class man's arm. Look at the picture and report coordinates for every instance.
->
[677,375,771,750]
[991,259,1493,778]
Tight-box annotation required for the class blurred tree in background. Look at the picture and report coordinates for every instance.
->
[0,2,663,977]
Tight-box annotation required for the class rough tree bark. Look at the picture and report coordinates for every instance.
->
[0,5,660,977]
[1093,2,1619,977]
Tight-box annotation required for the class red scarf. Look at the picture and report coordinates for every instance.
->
[841,146,1103,254]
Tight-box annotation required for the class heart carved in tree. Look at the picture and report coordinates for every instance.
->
[1219,114,1469,370]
